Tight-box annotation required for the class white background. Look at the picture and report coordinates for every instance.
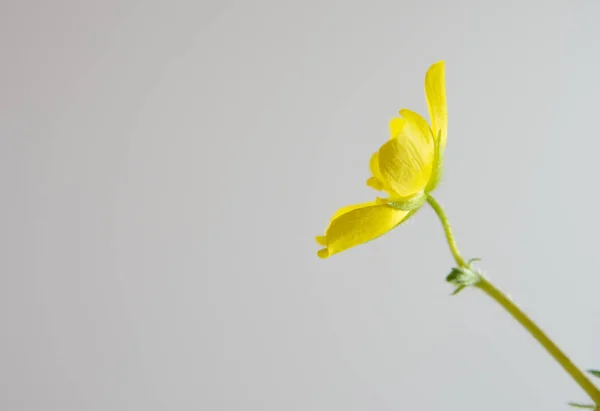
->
[2,1,599,410]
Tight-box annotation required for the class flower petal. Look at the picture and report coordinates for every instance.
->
[367,152,388,192]
[377,125,434,198]
[366,176,384,191]
[425,61,447,149]
[316,202,410,258]
[389,117,405,139]
[399,109,434,146]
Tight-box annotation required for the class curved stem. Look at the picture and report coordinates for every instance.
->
[426,194,600,405]
[477,278,600,405]
[426,195,467,267]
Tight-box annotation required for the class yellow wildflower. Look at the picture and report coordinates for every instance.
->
[316,61,448,258]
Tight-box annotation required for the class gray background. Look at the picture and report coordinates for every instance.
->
[2,0,599,410]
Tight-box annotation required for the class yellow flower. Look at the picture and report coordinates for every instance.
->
[316,61,447,258]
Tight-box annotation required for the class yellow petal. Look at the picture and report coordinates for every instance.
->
[369,152,383,181]
[399,109,434,146]
[316,202,410,258]
[329,203,370,224]
[366,176,384,191]
[425,61,447,149]
[377,124,434,198]
[367,152,392,194]
[389,117,405,139]
[315,235,327,246]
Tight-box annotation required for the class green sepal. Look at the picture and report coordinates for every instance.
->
[450,285,466,296]
[468,257,482,266]
[587,370,600,378]
[446,267,480,286]
[425,129,444,192]
[386,192,428,211]
[568,402,597,409]
[446,266,481,295]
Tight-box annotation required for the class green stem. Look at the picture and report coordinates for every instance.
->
[477,278,600,405]
[426,194,600,405]
[426,195,467,267]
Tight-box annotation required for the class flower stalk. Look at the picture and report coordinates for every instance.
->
[427,195,600,406]
[477,278,600,405]
[426,195,466,268]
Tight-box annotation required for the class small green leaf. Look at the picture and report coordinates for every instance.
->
[450,285,466,296]
[467,257,482,266]
[446,268,462,283]
[588,369,600,378]
[568,402,596,409]
[446,266,480,287]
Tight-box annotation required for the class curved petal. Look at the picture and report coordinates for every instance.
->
[399,109,434,146]
[425,61,447,149]
[316,202,410,258]
[367,152,388,193]
[389,117,405,139]
[366,176,384,191]
[369,152,383,181]
[377,124,434,198]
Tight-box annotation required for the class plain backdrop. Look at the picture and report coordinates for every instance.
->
[2,1,600,410]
